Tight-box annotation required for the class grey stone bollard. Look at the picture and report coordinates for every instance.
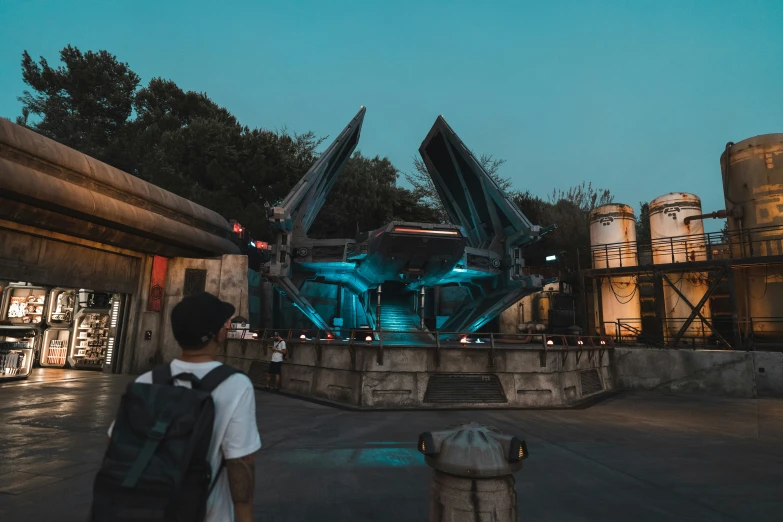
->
[418,421,528,522]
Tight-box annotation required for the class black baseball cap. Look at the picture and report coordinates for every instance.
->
[171,292,235,348]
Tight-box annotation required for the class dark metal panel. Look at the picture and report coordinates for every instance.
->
[274,107,365,236]
[184,269,207,296]
[418,116,538,249]
[580,369,603,396]
[0,228,141,294]
[424,374,507,403]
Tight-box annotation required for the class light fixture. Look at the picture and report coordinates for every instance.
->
[577,340,584,345]
[460,337,468,344]
[393,227,459,236]
[327,333,334,339]
[300,334,306,340]
[600,340,606,345]
[508,437,529,462]
[545,254,557,262]
[365,335,373,342]
[546,339,554,346]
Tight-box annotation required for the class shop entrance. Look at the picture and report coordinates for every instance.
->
[0,282,129,382]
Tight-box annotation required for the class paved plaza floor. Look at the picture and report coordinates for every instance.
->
[1,369,782,521]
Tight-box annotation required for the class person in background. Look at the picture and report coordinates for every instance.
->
[265,332,286,391]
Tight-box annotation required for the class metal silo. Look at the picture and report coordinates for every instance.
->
[589,204,641,338]
[722,135,783,339]
[649,193,712,340]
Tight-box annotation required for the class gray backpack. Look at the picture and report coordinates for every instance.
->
[91,363,239,521]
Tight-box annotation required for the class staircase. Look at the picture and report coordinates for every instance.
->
[375,284,431,344]
[380,301,421,332]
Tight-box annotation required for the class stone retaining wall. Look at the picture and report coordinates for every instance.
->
[220,339,614,409]
[613,347,783,398]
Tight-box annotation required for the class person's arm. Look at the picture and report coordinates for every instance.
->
[222,378,262,522]
[226,454,255,522]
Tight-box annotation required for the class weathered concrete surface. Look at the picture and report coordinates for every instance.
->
[613,347,783,398]
[226,340,614,409]
[131,255,250,373]
[1,369,782,521]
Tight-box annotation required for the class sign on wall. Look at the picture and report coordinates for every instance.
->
[148,256,168,312]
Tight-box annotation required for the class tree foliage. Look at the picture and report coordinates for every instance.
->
[514,182,615,271]
[15,45,614,264]
[15,46,434,240]
[636,201,651,244]
[18,46,140,165]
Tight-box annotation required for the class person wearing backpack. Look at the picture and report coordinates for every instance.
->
[93,292,262,522]
[265,332,286,391]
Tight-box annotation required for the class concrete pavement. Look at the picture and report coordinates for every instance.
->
[1,368,782,521]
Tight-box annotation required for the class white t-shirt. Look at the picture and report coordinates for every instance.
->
[271,340,286,362]
[108,360,262,522]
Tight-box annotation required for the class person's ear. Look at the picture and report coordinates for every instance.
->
[215,327,227,343]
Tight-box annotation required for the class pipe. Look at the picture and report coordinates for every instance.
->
[335,283,342,327]
[683,207,743,225]
[376,285,382,331]
[419,287,426,330]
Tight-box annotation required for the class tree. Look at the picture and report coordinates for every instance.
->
[636,202,651,244]
[310,152,400,238]
[13,46,439,241]
[514,183,615,271]
[18,46,140,165]
[405,154,513,223]
[547,181,613,213]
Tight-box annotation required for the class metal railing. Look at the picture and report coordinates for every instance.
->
[597,316,783,351]
[579,224,783,270]
[226,327,615,369]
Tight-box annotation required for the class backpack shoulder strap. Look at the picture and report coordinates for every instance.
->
[198,364,241,393]
[151,363,173,384]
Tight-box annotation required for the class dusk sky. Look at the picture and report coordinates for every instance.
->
[2,0,782,232]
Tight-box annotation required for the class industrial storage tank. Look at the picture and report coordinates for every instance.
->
[649,193,712,339]
[721,134,783,339]
[589,204,642,338]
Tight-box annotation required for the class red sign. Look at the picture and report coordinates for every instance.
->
[148,256,168,312]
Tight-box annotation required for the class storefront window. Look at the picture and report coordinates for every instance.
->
[1,283,128,377]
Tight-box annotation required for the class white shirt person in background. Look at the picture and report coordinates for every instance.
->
[265,332,286,391]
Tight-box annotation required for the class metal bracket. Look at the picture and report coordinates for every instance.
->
[661,269,730,348]
[488,333,496,369]
[434,332,441,368]
[377,330,384,366]
[260,328,268,356]
[348,330,356,371]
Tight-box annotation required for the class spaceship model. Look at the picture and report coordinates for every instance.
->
[264,107,554,335]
